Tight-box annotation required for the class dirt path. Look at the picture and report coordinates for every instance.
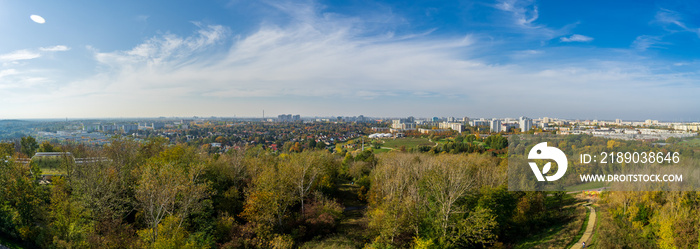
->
[335,181,368,247]
[570,205,596,249]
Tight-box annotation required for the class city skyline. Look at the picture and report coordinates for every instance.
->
[1,1,699,120]
[6,114,700,124]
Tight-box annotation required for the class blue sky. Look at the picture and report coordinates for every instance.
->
[0,0,699,121]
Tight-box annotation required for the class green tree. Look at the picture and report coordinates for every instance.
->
[38,141,58,153]
[20,136,39,157]
[204,149,247,217]
[307,139,317,150]
[0,159,48,245]
[315,140,326,150]
[48,177,93,248]
[484,135,508,150]
[0,142,14,157]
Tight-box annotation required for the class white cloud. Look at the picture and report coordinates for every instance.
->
[510,49,543,59]
[632,35,665,51]
[95,24,226,68]
[0,50,41,62]
[3,3,698,119]
[560,34,593,42]
[0,69,18,78]
[46,16,692,118]
[0,67,50,91]
[0,45,69,63]
[39,45,70,52]
[81,22,477,101]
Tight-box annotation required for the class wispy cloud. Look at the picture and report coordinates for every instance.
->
[495,0,539,28]
[632,35,666,51]
[2,2,698,119]
[634,8,700,51]
[34,4,693,119]
[0,69,18,79]
[135,15,149,22]
[560,34,593,42]
[0,50,41,62]
[0,45,71,99]
[0,45,71,62]
[0,66,51,92]
[492,0,574,41]
[94,24,226,70]
[39,45,70,52]
[83,21,474,100]
[654,8,697,34]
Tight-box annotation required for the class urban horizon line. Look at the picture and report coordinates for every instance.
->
[3,115,700,124]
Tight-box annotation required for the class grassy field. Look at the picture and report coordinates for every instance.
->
[472,141,486,147]
[679,138,700,147]
[300,235,357,249]
[39,167,66,175]
[34,157,67,176]
[514,200,588,249]
[380,137,435,149]
[371,148,391,153]
[301,180,367,248]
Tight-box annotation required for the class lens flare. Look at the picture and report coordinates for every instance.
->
[30,15,45,24]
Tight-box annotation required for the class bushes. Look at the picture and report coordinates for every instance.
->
[301,194,344,240]
[596,191,700,248]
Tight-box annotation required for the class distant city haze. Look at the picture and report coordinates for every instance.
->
[0,1,698,120]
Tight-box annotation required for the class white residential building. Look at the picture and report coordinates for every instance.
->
[490,119,502,133]
[520,116,533,132]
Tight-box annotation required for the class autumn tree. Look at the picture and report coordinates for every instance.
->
[281,151,327,216]
[135,145,209,245]
[367,153,499,248]
[0,158,48,245]
[0,142,14,157]
[241,159,295,229]
[422,155,476,240]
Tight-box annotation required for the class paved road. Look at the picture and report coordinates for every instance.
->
[570,204,596,249]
